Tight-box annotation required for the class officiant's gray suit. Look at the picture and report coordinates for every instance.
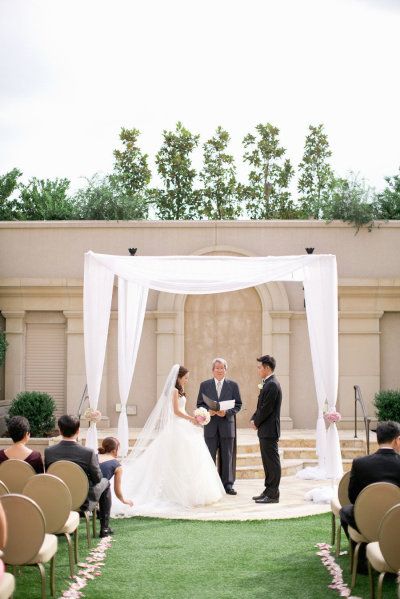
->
[196,379,242,489]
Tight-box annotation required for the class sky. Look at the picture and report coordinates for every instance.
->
[0,0,399,194]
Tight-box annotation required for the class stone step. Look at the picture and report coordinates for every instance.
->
[236,459,305,479]
[281,447,365,460]
[302,459,353,473]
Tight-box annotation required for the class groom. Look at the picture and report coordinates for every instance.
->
[197,358,242,495]
[251,355,282,504]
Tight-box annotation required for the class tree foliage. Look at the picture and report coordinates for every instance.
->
[154,122,200,219]
[0,168,22,220]
[112,127,151,197]
[323,174,376,231]
[199,127,239,219]
[241,123,297,219]
[298,124,335,218]
[74,174,149,220]
[374,170,400,220]
[17,177,76,220]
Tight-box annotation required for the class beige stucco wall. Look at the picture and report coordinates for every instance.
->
[1,219,399,430]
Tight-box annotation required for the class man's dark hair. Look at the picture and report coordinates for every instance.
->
[376,421,400,444]
[58,415,80,438]
[7,415,30,442]
[257,355,276,371]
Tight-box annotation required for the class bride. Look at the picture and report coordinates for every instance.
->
[111,364,225,516]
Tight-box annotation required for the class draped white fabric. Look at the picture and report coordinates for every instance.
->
[83,253,114,451]
[117,278,149,456]
[83,250,342,478]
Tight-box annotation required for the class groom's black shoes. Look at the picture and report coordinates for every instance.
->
[252,490,267,501]
[99,527,114,537]
[255,495,279,504]
[225,486,237,495]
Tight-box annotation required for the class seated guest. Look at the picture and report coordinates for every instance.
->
[0,416,44,473]
[44,415,113,538]
[340,420,400,535]
[340,420,400,574]
[98,437,133,508]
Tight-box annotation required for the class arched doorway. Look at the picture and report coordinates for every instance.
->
[155,246,292,428]
[184,287,262,427]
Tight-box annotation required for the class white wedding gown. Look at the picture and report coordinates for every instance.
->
[111,395,224,517]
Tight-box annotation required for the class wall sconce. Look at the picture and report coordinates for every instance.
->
[305,247,315,254]
[128,248,137,256]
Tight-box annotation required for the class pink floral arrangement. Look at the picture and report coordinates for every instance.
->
[324,410,342,424]
[194,407,211,426]
[83,408,102,423]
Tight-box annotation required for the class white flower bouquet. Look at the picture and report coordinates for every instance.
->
[258,383,264,390]
[83,408,102,423]
[194,407,211,426]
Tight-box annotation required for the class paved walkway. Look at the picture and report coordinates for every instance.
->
[85,427,369,522]
[116,476,334,521]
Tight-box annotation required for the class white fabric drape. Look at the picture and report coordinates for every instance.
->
[117,278,149,457]
[83,253,114,451]
[83,251,342,479]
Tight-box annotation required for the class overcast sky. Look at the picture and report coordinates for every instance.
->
[0,0,399,193]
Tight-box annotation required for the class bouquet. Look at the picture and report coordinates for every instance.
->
[194,407,211,426]
[83,408,102,423]
[258,383,264,390]
[324,409,341,424]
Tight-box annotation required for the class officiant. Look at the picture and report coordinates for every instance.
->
[197,358,242,495]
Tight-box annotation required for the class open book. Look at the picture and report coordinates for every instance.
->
[202,393,235,411]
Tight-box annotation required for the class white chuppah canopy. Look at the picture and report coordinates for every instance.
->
[83,251,343,480]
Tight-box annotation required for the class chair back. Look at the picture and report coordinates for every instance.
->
[47,460,88,511]
[338,471,351,506]
[0,480,9,496]
[0,459,35,493]
[23,473,72,533]
[0,494,45,565]
[354,482,400,541]
[378,502,400,573]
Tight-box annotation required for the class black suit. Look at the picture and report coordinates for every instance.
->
[251,374,282,498]
[45,440,111,529]
[340,448,400,531]
[197,378,242,488]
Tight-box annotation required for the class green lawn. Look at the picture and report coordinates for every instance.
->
[10,514,398,599]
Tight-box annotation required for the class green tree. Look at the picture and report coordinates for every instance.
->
[199,127,240,219]
[74,174,149,220]
[323,173,376,231]
[17,177,77,220]
[298,124,335,218]
[374,170,400,219]
[241,123,296,219]
[112,127,151,197]
[154,122,200,219]
[0,168,22,220]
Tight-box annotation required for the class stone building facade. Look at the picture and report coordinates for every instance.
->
[0,220,399,431]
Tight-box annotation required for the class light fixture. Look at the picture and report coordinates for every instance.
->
[305,248,315,254]
[128,248,137,256]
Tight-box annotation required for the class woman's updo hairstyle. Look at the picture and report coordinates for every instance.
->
[175,366,188,396]
[98,436,120,455]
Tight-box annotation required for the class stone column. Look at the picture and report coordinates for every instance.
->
[155,310,180,398]
[270,311,293,429]
[2,311,26,403]
[63,311,85,415]
[338,311,383,429]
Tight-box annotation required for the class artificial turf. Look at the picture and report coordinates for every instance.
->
[9,513,398,599]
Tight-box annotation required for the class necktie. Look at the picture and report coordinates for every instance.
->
[216,381,222,398]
